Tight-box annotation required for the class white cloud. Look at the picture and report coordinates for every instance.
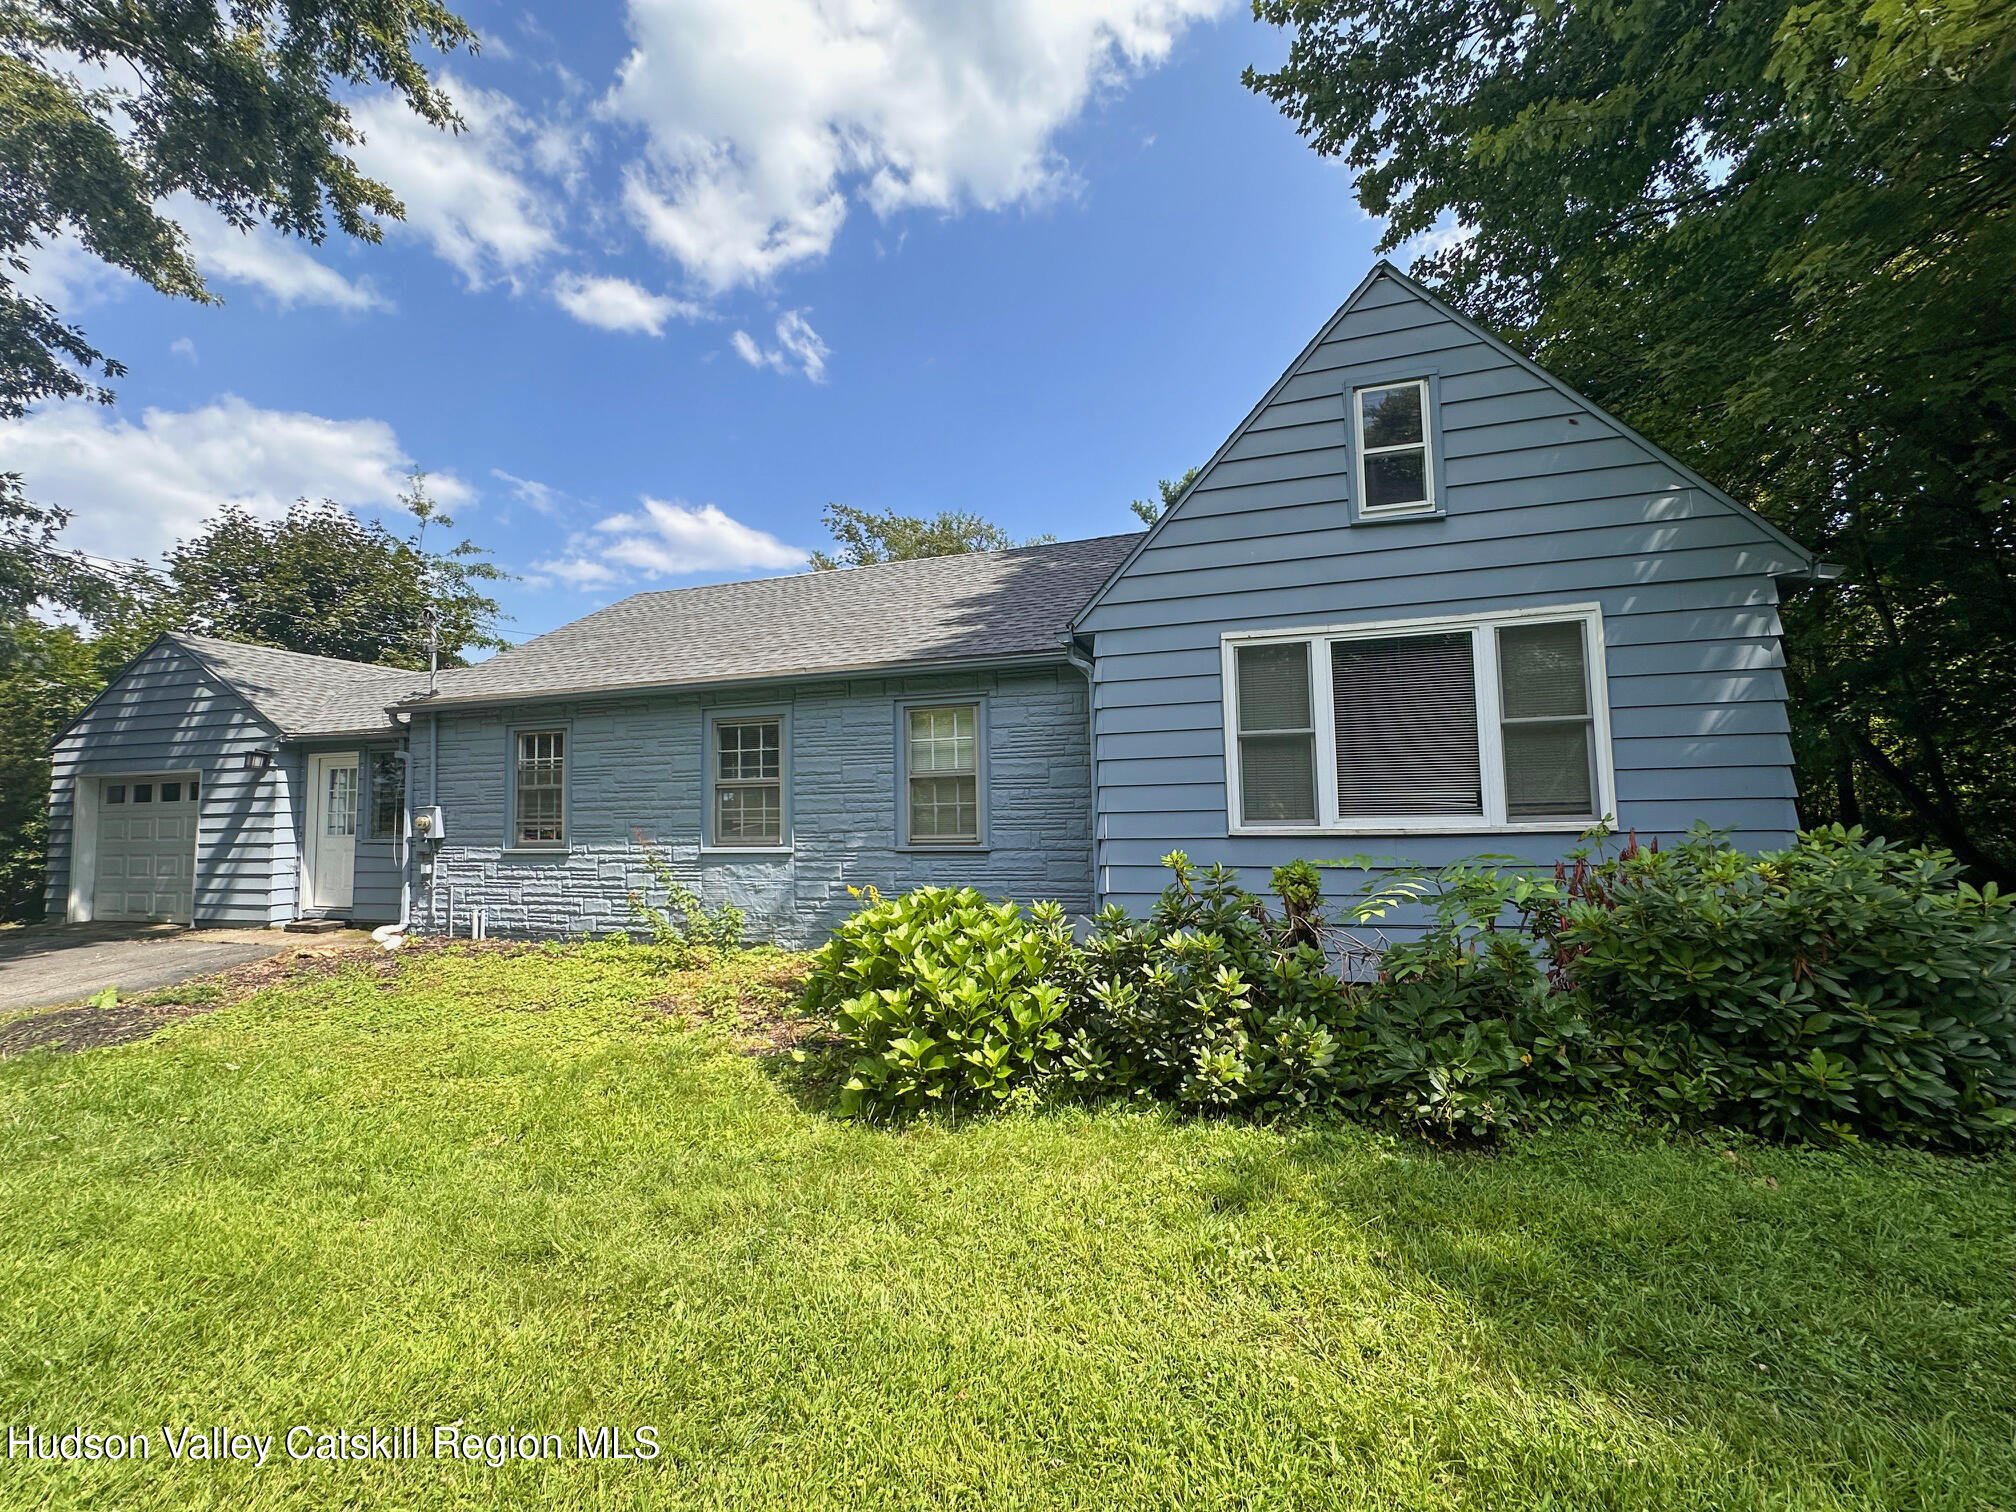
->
[16,201,387,316]
[349,75,564,290]
[773,311,830,382]
[1390,212,1476,263]
[598,498,808,573]
[607,0,1233,291]
[170,337,198,363]
[491,468,567,516]
[0,397,471,565]
[533,554,625,589]
[549,272,699,335]
[534,496,807,586]
[730,309,829,382]
[169,195,390,311]
[13,235,131,311]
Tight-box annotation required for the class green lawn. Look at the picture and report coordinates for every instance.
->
[2,944,2013,1511]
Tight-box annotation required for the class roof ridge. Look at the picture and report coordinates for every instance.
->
[619,529,1149,603]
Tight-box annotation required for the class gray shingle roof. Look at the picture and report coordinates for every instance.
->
[172,633,425,737]
[409,532,1144,708]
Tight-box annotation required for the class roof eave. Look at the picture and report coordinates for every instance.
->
[278,724,410,742]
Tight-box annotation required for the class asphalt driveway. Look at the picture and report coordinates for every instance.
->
[0,924,287,1014]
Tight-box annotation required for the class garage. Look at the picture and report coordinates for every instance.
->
[92,776,199,923]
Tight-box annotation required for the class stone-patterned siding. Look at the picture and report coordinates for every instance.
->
[409,665,1093,947]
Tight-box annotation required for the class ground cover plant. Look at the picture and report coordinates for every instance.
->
[806,827,2016,1145]
[1,942,2012,1510]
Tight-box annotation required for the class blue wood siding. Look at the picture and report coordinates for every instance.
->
[408,664,1092,946]
[353,832,406,924]
[1075,270,1810,917]
[46,640,295,926]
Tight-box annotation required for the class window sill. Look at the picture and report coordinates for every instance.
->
[896,843,990,854]
[699,845,793,857]
[1351,503,1443,525]
[1230,820,1601,839]
[502,846,570,858]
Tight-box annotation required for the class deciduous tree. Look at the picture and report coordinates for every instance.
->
[164,481,507,668]
[1129,467,1199,526]
[808,503,1052,570]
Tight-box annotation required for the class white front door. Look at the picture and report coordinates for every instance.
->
[306,753,358,912]
[93,776,198,922]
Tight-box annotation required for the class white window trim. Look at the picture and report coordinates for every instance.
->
[1352,377,1436,517]
[900,700,986,849]
[1221,603,1616,836]
[704,710,792,853]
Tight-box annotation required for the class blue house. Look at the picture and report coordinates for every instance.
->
[46,265,1827,941]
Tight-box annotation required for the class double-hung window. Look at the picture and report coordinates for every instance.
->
[904,704,982,845]
[1232,644,1318,826]
[1353,379,1435,515]
[1225,607,1610,832]
[713,717,785,847]
[1496,620,1602,818]
[514,730,566,847]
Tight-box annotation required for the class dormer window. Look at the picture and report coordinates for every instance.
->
[1353,379,1435,515]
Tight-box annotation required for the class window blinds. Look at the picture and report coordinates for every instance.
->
[1331,631,1482,816]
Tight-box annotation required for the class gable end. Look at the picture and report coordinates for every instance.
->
[1070,263,1817,632]
[52,635,281,753]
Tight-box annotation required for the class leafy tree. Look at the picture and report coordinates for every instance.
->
[1,0,475,419]
[807,503,1053,571]
[165,480,507,667]
[1130,467,1199,526]
[0,482,151,624]
[1247,0,2016,878]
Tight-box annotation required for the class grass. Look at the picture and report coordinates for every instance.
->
[1,944,2013,1511]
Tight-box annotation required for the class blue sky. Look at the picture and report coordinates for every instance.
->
[4,1,1396,648]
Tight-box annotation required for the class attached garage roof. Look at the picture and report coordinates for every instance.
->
[401,532,1144,709]
[171,633,426,737]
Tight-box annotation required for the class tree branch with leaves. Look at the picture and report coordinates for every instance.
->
[807,503,1053,570]
[1,0,476,419]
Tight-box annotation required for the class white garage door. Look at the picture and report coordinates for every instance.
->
[94,777,199,923]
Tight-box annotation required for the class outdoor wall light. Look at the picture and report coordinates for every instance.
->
[245,747,276,772]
